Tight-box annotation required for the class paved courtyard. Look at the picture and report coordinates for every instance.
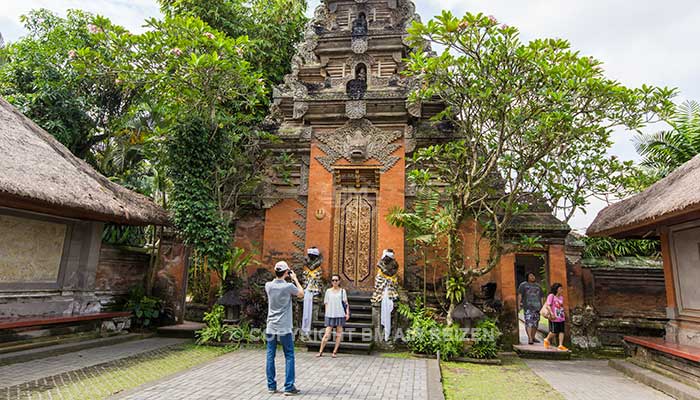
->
[0,338,187,389]
[114,349,432,400]
[526,359,673,400]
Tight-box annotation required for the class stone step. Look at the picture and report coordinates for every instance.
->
[318,311,372,321]
[347,304,372,312]
[305,339,372,354]
[312,321,372,330]
[346,293,373,302]
[0,332,150,367]
[513,344,571,360]
[157,321,206,339]
[0,330,101,354]
[305,329,374,342]
[610,359,700,400]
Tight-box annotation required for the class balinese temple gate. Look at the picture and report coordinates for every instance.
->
[252,0,572,349]
[261,0,440,293]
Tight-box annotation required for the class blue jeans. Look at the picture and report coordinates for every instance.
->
[266,333,295,392]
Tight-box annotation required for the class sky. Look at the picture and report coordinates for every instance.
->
[1,0,699,232]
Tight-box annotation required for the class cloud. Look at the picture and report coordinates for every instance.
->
[0,0,162,41]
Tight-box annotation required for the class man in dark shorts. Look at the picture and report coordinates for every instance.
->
[517,273,544,345]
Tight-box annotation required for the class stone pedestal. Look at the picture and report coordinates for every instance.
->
[666,319,700,347]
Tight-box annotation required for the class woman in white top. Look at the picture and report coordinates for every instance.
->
[317,274,350,358]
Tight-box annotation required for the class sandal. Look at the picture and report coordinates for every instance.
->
[316,352,323,357]
[332,352,337,358]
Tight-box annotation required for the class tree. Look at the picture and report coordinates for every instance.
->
[399,12,675,317]
[387,186,452,302]
[73,15,268,302]
[159,0,308,86]
[0,9,135,161]
[633,100,700,181]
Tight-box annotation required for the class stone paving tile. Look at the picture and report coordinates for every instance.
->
[115,349,429,400]
[0,338,187,389]
[526,359,673,400]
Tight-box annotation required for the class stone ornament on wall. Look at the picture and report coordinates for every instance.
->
[315,118,402,172]
[346,100,367,119]
[293,101,309,119]
[351,37,369,54]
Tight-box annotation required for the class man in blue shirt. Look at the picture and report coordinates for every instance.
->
[265,261,304,396]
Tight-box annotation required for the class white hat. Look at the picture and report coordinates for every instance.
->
[274,261,290,272]
[382,249,395,260]
[307,247,320,256]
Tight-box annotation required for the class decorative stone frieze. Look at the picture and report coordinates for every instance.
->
[315,118,402,172]
[346,100,367,119]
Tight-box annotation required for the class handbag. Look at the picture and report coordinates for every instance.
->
[341,289,349,316]
[540,297,553,320]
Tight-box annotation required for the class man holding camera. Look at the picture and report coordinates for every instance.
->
[265,261,304,396]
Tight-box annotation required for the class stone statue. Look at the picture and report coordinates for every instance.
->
[346,65,368,100]
[371,249,400,303]
[302,247,324,294]
[352,12,368,38]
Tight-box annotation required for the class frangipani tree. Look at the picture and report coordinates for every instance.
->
[398,11,675,316]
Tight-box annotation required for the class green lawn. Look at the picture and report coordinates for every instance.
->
[442,356,564,400]
[17,343,233,400]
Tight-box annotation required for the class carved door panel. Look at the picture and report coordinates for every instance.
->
[335,192,376,290]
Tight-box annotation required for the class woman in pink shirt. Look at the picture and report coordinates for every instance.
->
[543,283,568,351]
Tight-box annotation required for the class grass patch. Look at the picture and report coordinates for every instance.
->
[442,355,564,400]
[380,351,418,359]
[15,343,233,400]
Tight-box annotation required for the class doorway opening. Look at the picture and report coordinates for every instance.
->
[515,253,548,345]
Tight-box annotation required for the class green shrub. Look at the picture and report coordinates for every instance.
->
[466,319,501,359]
[125,287,164,328]
[398,298,465,360]
[196,305,227,344]
[196,305,256,347]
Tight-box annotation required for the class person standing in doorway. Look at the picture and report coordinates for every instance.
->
[317,274,350,358]
[265,261,304,396]
[517,272,544,345]
[543,282,569,351]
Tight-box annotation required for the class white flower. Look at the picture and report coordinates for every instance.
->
[203,32,215,40]
[87,24,102,34]
[169,47,183,56]
[68,50,77,59]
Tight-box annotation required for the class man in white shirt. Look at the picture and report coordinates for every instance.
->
[265,261,304,396]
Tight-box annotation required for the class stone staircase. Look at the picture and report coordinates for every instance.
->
[305,293,374,354]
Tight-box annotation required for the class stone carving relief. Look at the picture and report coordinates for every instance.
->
[312,4,338,32]
[293,101,309,119]
[346,64,368,99]
[315,119,402,172]
[346,100,367,119]
[351,37,369,54]
[298,155,310,196]
[404,125,416,153]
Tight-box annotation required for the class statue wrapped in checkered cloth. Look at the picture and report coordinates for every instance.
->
[371,249,399,341]
[302,247,323,295]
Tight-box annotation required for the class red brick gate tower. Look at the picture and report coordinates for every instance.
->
[260,0,443,293]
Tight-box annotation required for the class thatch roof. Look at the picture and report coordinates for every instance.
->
[587,154,700,238]
[0,97,169,226]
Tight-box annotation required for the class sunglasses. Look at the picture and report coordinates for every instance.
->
[331,279,339,282]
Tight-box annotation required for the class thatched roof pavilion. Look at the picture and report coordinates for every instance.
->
[587,154,700,238]
[0,97,169,226]
[587,153,700,371]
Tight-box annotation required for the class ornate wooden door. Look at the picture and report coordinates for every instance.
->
[334,192,376,290]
